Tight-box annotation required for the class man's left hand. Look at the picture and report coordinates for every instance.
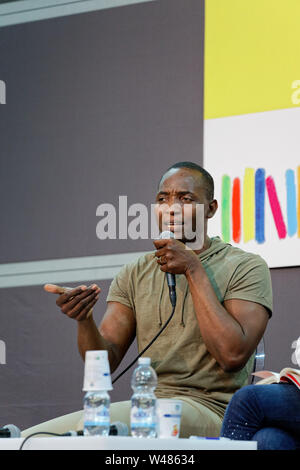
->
[153,238,200,275]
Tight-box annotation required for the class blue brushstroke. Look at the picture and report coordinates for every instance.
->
[286,169,297,237]
[255,169,265,244]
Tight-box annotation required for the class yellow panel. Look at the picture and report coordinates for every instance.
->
[204,0,300,119]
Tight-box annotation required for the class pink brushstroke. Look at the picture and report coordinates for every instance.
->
[266,176,287,239]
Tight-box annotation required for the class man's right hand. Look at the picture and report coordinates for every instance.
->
[44,283,101,321]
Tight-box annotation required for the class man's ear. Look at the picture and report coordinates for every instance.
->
[207,199,218,219]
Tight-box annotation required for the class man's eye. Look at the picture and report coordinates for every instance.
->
[158,197,166,202]
[182,197,192,202]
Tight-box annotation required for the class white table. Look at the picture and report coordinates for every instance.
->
[0,435,257,450]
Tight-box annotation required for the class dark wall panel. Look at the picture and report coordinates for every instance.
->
[0,0,205,429]
[0,0,204,263]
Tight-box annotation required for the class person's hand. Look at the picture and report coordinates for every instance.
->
[153,238,200,275]
[44,283,101,321]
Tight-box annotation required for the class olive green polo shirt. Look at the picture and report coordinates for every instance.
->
[106,236,273,419]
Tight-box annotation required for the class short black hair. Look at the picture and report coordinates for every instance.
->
[159,161,214,200]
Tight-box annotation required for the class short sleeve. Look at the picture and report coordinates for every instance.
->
[106,262,135,312]
[224,255,273,317]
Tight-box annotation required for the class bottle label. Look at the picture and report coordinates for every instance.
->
[131,422,156,429]
[130,406,156,429]
[84,406,110,427]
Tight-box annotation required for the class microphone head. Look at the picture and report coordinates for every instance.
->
[160,230,175,240]
[3,424,21,438]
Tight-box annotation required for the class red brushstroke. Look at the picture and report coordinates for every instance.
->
[232,177,241,243]
[266,176,287,239]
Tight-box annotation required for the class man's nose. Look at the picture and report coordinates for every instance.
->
[166,199,183,214]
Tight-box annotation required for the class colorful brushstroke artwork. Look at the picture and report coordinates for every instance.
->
[221,168,299,245]
[204,108,300,268]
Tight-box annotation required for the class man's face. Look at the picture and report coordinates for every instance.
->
[155,168,216,244]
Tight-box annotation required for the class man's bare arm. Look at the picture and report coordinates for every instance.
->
[77,302,136,373]
[153,240,270,372]
[185,262,269,372]
[44,284,136,374]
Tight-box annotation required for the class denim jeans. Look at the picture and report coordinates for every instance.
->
[220,384,300,450]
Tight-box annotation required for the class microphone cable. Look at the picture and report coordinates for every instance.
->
[19,431,64,450]
[18,305,176,450]
[112,303,176,385]
[19,286,176,449]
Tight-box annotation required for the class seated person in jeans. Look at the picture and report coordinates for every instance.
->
[220,383,300,450]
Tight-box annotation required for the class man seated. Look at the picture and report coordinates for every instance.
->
[25,161,273,438]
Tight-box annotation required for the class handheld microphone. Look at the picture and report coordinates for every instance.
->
[0,424,21,438]
[160,231,177,307]
[62,422,129,437]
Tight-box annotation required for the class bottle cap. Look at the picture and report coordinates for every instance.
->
[83,350,113,391]
[138,357,151,365]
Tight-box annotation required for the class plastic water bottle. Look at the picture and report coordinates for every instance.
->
[83,390,110,436]
[82,350,112,436]
[130,357,157,438]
